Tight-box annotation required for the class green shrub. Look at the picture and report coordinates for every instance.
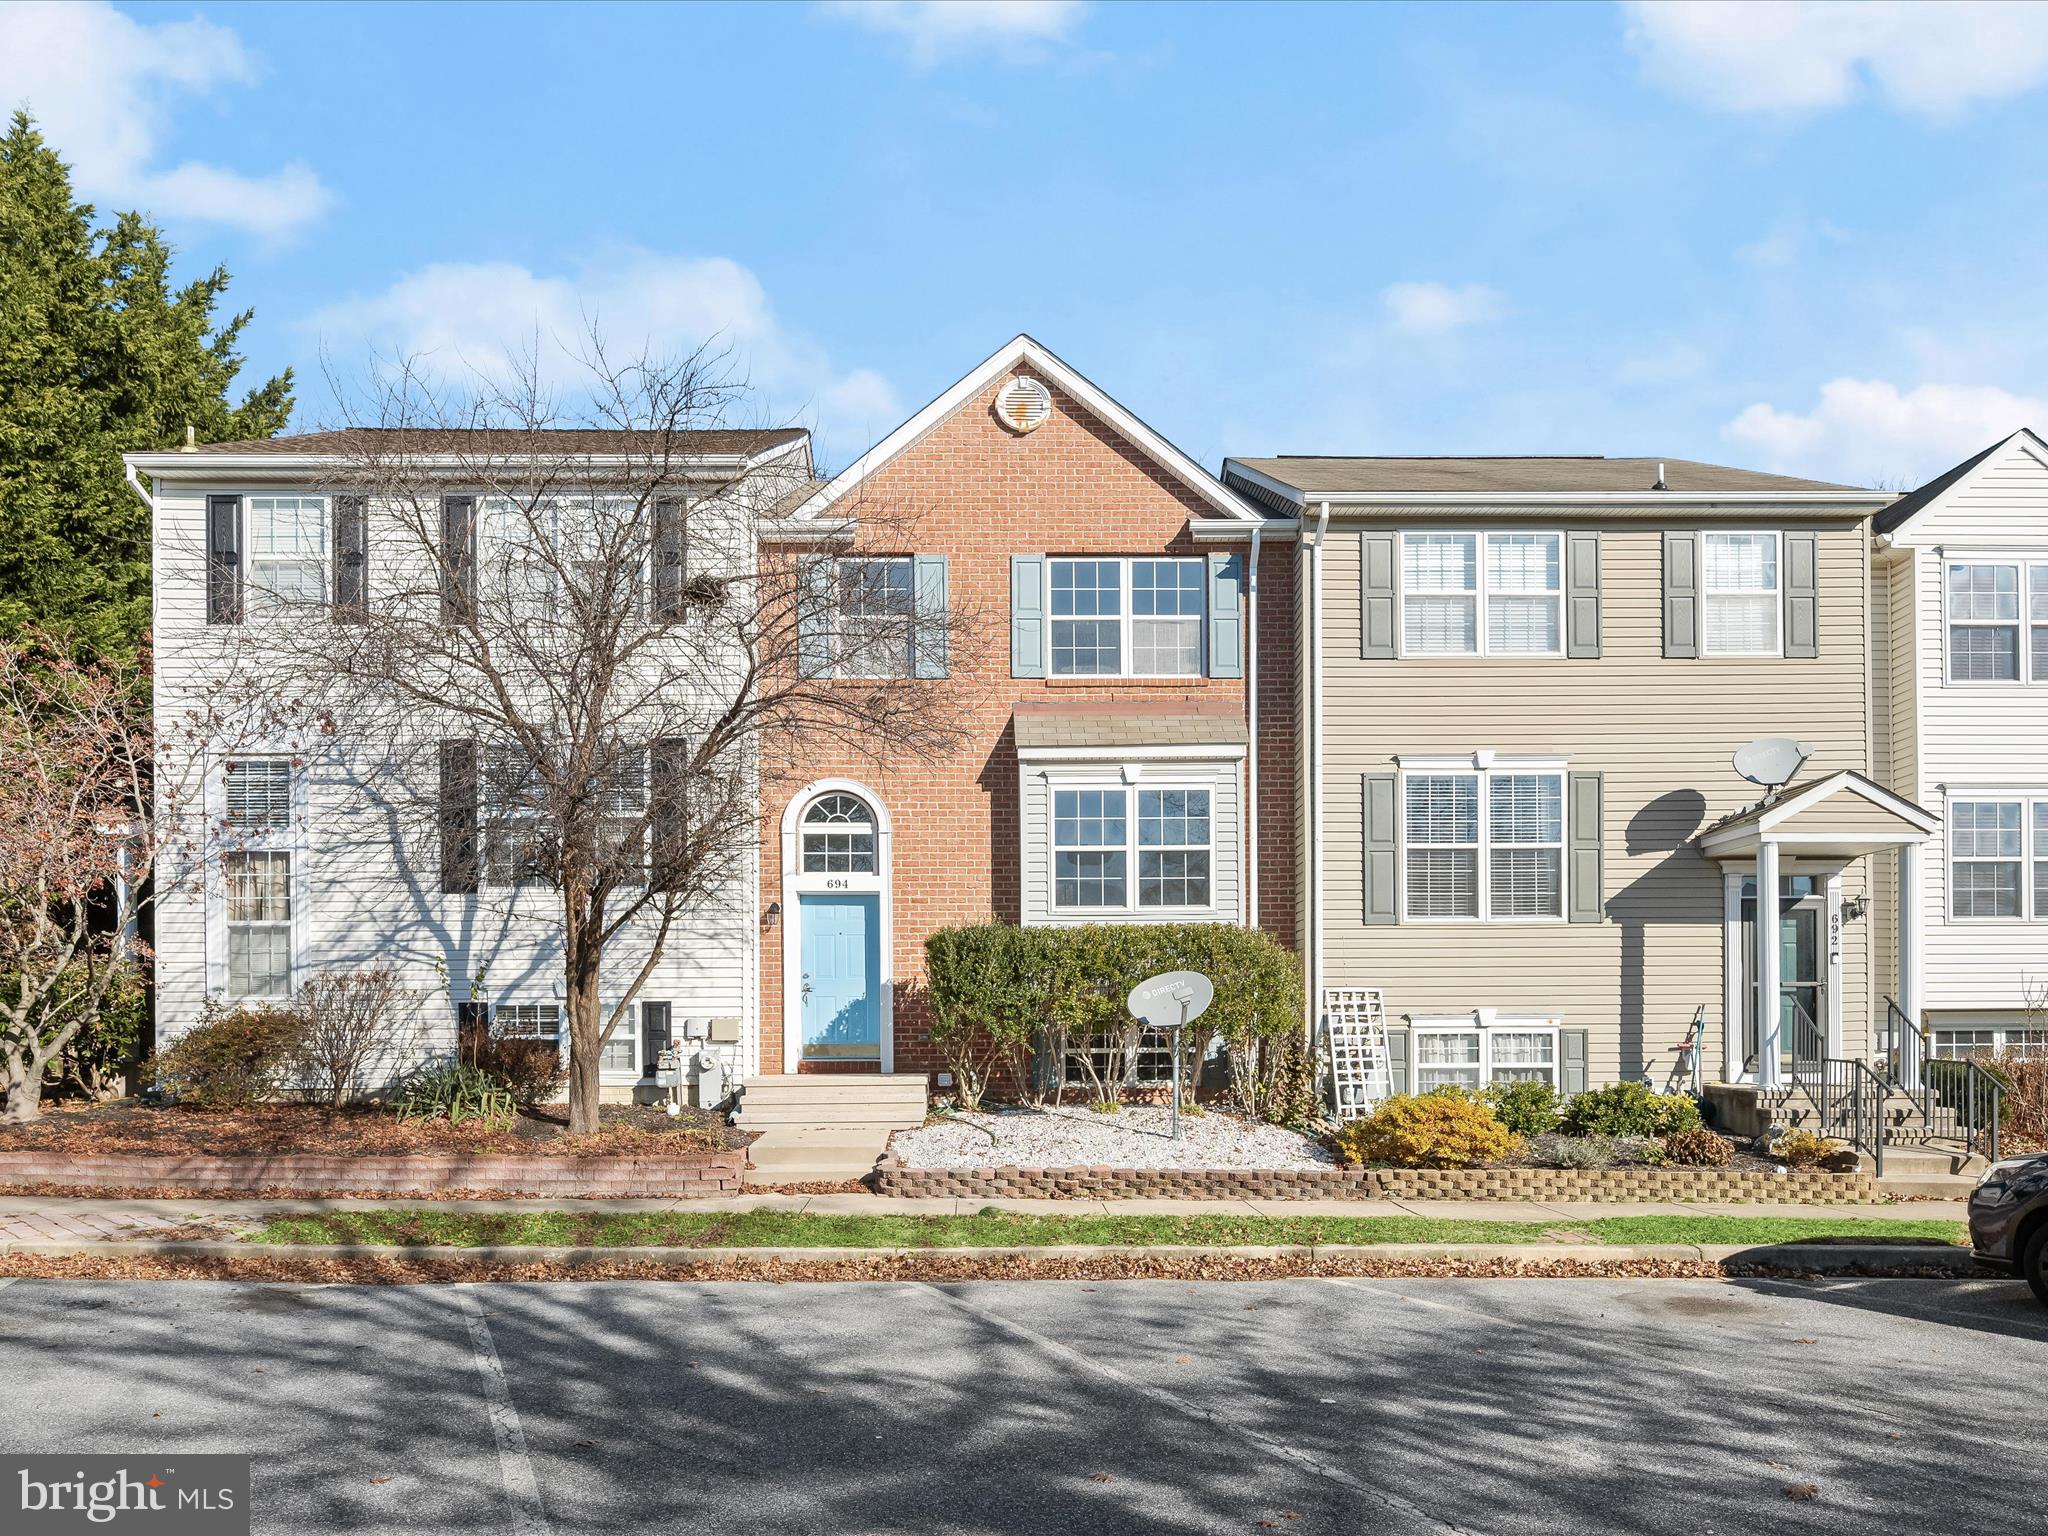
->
[144,1001,302,1108]
[1663,1127,1734,1167]
[398,1062,515,1126]
[1771,1129,1842,1169]
[1923,1058,2008,1126]
[923,921,1302,1120]
[1331,1093,1519,1169]
[459,1015,566,1108]
[1485,1079,1561,1136]
[1561,1082,1702,1138]
[1532,1132,1621,1169]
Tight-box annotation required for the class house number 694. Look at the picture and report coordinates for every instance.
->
[824,878,850,890]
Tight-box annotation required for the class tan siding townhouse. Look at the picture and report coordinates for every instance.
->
[1224,453,1936,1108]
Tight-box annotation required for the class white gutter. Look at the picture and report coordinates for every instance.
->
[1189,517,1300,542]
[124,451,770,475]
[1306,500,1330,1043]
[123,462,152,509]
[1234,490,1890,509]
[1245,522,1262,932]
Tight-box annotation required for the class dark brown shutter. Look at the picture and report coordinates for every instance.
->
[333,495,368,619]
[441,495,476,623]
[206,494,242,625]
[651,497,685,621]
[439,739,479,894]
[649,736,689,892]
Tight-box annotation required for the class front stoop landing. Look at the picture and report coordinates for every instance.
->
[735,1074,928,1184]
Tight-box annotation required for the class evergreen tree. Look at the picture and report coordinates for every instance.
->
[0,113,292,656]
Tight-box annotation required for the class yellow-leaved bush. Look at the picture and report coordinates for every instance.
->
[1331,1092,1521,1169]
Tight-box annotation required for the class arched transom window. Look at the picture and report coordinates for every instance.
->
[802,793,877,873]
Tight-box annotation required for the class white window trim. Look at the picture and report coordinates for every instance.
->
[1046,556,1207,679]
[1396,530,1566,660]
[1944,792,2048,923]
[478,494,654,619]
[1940,553,2048,686]
[244,492,331,606]
[1047,778,1219,917]
[207,752,306,1004]
[1396,756,1570,924]
[1407,1012,1564,1093]
[1929,1024,2048,1059]
[1700,529,1783,659]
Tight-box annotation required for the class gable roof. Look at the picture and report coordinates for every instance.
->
[129,426,810,474]
[1697,769,1938,855]
[782,334,1262,526]
[1875,428,2048,535]
[1224,455,1874,503]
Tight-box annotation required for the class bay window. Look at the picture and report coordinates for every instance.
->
[1702,531,1780,656]
[1412,1022,1560,1092]
[1052,785,1214,913]
[1399,532,1562,657]
[1049,558,1204,677]
[1403,766,1566,921]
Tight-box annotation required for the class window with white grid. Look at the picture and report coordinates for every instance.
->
[1402,534,1478,655]
[1137,788,1211,908]
[1048,558,1204,677]
[1489,774,1563,918]
[802,792,878,874]
[494,1003,561,1042]
[1404,767,1567,922]
[483,741,552,887]
[1950,801,2022,918]
[1484,534,1562,655]
[1411,1023,1560,1091]
[224,850,292,999]
[1414,1029,1481,1091]
[1050,783,1218,914]
[1702,531,1780,656]
[1054,789,1128,908]
[1050,560,1124,675]
[1947,563,2022,682]
[1488,1030,1557,1084]
[1405,774,1480,917]
[836,558,915,678]
[246,496,327,604]
[224,758,292,830]
[1129,560,1204,675]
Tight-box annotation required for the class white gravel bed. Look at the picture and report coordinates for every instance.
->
[888,1104,1337,1171]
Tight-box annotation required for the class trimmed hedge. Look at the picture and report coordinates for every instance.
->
[924,922,1302,1121]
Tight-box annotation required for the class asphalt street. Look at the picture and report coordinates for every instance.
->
[0,1273,2042,1534]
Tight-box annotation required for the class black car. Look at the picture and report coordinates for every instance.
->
[1970,1153,2048,1304]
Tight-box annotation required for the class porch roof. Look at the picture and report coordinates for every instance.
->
[1696,769,1939,860]
[1012,700,1247,758]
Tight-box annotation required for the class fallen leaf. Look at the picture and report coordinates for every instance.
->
[575,1439,598,1448]
[1885,1432,1903,1441]
[1765,1461,1792,1470]
[687,1361,700,1369]
[1281,1513,1301,1521]
[1174,1355,1193,1365]
[1090,1473,1115,1483]
[1784,1484,1820,1502]
[369,1477,391,1486]
[1791,1337,1817,1345]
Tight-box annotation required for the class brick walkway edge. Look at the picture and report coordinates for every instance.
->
[0,1149,749,1198]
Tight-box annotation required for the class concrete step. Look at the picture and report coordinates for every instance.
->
[748,1133,889,1159]
[735,1112,924,1133]
[1877,1173,1981,1199]
[740,1076,927,1101]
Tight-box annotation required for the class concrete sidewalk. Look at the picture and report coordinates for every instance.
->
[0,1189,1971,1249]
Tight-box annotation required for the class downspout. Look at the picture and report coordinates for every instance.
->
[1307,500,1331,1044]
[1246,523,1263,932]
[124,463,154,636]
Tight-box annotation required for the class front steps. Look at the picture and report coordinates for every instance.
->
[734,1074,929,1184]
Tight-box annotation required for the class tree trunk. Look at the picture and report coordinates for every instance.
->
[1,1048,44,1123]
[563,898,605,1136]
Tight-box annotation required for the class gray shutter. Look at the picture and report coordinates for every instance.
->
[913,553,949,679]
[1206,551,1244,678]
[1565,531,1601,658]
[1362,772,1400,925]
[439,739,479,895]
[1011,554,1047,678]
[1560,1029,1589,1096]
[651,497,685,621]
[1567,771,1604,924]
[206,494,242,626]
[649,737,688,891]
[1360,531,1398,659]
[1385,1027,1411,1096]
[1663,530,1698,658]
[440,495,476,623]
[333,495,367,619]
[796,556,834,678]
[1783,531,1818,658]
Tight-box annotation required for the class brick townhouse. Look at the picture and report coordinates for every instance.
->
[755,335,1295,1079]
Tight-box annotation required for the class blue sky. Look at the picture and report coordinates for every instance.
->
[6,0,2048,486]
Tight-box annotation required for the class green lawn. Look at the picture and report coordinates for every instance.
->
[242,1208,1969,1251]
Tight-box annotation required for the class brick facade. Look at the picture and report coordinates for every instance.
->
[0,1150,749,1198]
[760,363,1294,1079]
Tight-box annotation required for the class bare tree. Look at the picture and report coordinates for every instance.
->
[224,336,976,1133]
[284,966,426,1107]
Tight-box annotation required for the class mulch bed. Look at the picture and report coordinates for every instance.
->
[0,1100,751,1159]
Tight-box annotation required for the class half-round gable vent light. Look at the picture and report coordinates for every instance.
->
[994,375,1053,435]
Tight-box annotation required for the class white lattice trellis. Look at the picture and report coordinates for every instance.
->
[1323,987,1394,1119]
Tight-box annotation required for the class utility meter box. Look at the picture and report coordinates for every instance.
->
[707,1016,741,1044]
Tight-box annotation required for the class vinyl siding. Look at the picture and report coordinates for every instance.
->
[1774,796,1925,838]
[1317,517,1875,1086]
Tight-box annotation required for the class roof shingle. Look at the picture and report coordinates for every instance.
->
[1226,455,1867,497]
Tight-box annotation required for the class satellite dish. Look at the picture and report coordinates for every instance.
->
[1127,970,1214,1031]
[1732,737,1812,789]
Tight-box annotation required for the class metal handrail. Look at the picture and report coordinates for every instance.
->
[1881,995,1925,1092]
[1782,992,1886,1176]
[1878,995,2003,1161]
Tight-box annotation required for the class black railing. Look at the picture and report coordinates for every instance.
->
[1880,996,2002,1162]
[1783,992,1887,1176]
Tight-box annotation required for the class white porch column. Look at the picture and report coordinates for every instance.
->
[1898,841,1925,1025]
[1755,839,1782,1089]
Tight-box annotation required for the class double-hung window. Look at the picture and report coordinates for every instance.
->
[1945,561,2048,682]
[836,558,915,678]
[1400,532,1561,656]
[220,756,294,1001]
[1403,767,1565,921]
[1701,532,1780,655]
[483,742,552,887]
[246,495,328,604]
[1048,558,1204,677]
[495,1003,562,1050]
[1052,785,1213,912]
[1945,797,2048,919]
[1412,1022,1559,1091]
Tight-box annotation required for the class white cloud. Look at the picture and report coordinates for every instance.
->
[1380,281,1504,336]
[304,248,900,456]
[1623,0,2048,118]
[1724,378,2048,484]
[817,0,1087,66]
[0,1,332,238]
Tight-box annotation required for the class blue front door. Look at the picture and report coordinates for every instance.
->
[799,893,880,1061]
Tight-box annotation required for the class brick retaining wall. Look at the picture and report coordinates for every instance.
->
[0,1150,749,1198]
[873,1159,1876,1204]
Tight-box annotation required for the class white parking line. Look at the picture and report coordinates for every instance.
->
[922,1283,1462,1533]
[457,1289,551,1536]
